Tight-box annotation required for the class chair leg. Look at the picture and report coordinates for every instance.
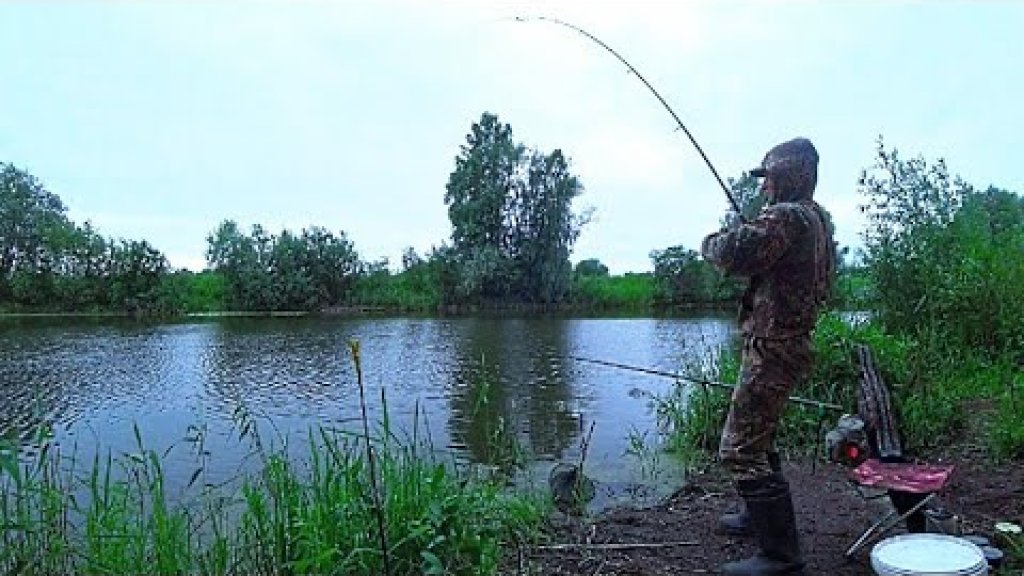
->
[845,493,936,558]
[889,490,929,533]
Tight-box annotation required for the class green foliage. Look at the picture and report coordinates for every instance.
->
[857,139,1024,455]
[649,245,737,306]
[444,112,589,304]
[396,248,444,310]
[0,163,72,301]
[570,272,654,309]
[941,187,1024,351]
[573,258,609,278]
[720,173,766,229]
[230,430,542,576]
[180,270,227,313]
[833,265,873,309]
[992,383,1024,460]
[859,139,1024,354]
[0,163,180,314]
[655,351,735,459]
[206,221,361,311]
[347,249,445,311]
[0,414,547,576]
[107,239,170,313]
[147,270,226,314]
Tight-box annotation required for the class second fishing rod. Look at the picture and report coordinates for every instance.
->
[570,355,843,412]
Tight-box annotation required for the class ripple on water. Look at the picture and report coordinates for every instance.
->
[2,314,735,505]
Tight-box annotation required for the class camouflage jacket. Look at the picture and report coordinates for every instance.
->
[701,200,836,339]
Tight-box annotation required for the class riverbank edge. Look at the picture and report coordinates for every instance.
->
[0,302,739,319]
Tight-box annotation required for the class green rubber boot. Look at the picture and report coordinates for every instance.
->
[722,474,804,576]
[717,452,782,537]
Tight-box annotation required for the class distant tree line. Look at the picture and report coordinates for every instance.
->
[4,116,934,316]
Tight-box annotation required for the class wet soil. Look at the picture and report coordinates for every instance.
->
[518,451,1024,575]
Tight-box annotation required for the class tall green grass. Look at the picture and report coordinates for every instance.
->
[0,349,548,575]
[653,347,734,462]
[571,273,655,309]
[657,311,1024,459]
[349,270,442,312]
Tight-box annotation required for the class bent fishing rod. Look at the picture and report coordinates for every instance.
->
[515,15,744,219]
[570,355,843,412]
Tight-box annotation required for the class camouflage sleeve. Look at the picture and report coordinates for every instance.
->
[700,205,797,277]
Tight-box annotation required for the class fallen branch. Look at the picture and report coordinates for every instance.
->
[533,540,700,552]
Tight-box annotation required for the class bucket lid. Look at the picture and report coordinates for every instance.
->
[871,534,988,575]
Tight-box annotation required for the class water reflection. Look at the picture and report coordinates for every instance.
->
[0,313,735,506]
[445,317,581,468]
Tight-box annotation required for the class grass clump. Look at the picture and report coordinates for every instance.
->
[0,349,548,576]
[658,310,1024,461]
[571,273,655,310]
[1,425,547,576]
[654,351,734,462]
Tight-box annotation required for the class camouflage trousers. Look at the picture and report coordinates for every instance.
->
[719,333,814,482]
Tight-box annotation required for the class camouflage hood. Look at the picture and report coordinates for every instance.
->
[751,138,819,203]
[702,136,835,339]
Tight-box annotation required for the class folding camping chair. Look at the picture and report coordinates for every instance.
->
[844,458,955,557]
[841,344,956,558]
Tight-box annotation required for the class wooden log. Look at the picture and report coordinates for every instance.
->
[855,344,903,460]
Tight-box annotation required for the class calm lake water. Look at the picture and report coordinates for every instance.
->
[0,313,736,507]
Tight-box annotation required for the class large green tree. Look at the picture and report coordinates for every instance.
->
[650,245,735,305]
[206,220,268,310]
[107,239,169,312]
[1,163,180,312]
[859,138,1024,354]
[444,113,587,304]
[205,220,360,311]
[445,112,522,300]
[0,163,72,300]
[859,140,970,334]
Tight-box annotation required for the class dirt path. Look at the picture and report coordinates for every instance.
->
[520,454,1023,575]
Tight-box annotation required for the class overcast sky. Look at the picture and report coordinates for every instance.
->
[2,1,1021,273]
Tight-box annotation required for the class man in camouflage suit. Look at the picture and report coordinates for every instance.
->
[701,138,835,576]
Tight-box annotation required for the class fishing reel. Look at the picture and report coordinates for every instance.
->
[824,414,870,467]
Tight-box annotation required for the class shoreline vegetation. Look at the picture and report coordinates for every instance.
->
[0,299,741,318]
[0,114,779,320]
[4,127,1023,572]
[0,348,551,576]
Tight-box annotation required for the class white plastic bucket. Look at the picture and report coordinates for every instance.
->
[871,534,988,575]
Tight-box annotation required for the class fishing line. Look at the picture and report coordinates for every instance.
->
[515,15,745,219]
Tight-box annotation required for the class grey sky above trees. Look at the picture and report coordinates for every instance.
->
[0,1,1020,273]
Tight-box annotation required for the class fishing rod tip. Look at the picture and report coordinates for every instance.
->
[515,15,550,23]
